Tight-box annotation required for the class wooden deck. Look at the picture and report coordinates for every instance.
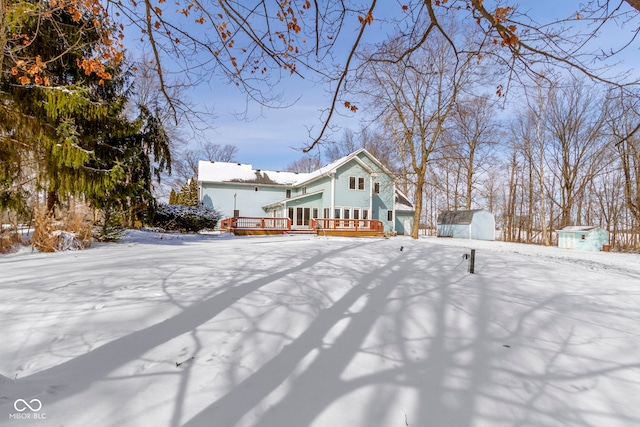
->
[311,218,385,237]
[219,217,385,237]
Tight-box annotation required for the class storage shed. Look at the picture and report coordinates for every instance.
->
[558,226,610,251]
[437,209,495,241]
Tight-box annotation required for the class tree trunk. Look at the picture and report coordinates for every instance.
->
[411,171,426,239]
[46,190,57,215]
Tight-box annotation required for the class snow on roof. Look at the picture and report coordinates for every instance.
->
[559,226,603,232]
[198,149,374,187]
[198,149,406,192]
[394,190,414,211]
[198,160,308,185]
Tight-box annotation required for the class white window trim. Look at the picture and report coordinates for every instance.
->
[348,176,366,191]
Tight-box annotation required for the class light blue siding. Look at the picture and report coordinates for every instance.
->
[558,228,609,251]
[438,224,472,239]
[437,210,495,241]
[293,177,332,210]
[470,211,495,240]
[395,211,414,235]
[334,162,371,207]
[201,183,286,218]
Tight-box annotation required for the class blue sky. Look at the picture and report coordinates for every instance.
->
[134,1,640,171]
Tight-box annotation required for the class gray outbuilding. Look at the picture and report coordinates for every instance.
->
[437,209,495,241]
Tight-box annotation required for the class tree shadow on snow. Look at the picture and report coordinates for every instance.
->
[180,241,640,427]
[7,238,640,427]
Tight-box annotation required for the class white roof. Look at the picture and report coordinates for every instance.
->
[198,148,382,187]
[559,226,602,232]
[198,160,307,185]
[394,189,414,211]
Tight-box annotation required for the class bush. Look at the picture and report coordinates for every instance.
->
[93,206,126,242]
[31,209,92,252]
[0,226,23,254]
[153,203,221,232]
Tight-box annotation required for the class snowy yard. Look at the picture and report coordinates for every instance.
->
[1,232,640,427]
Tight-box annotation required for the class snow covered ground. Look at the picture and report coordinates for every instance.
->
[1,231,639,427]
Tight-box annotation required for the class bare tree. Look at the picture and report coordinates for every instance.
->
[606,88,640,235]
[544,79,609,227]
[174,143,239,182]
[284,156,323,173]
[4,1,640,155]
[512,85,555,245]
[324,126,396,168]
[447,96,499,210]
[358,18,479,238]
[129,55,214,140]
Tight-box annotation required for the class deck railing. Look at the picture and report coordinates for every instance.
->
[310,218,384,233]
[220,217,292,231]
[220,217,384,234]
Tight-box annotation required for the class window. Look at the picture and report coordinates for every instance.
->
[580,234,587,240]
[288,207,294,221]
[312,208,318,219]
[353,209,360,220]
[387,210,393,222]
[286,189,291,198]
[349,176,365,190]
[349,176,356,190]
[334,208,341,219]
[343,208,350,220]
[374,182,380,194]
[254,187,259,192]
[362,209,369,220]
[302,187,307,195]
[323,208,329,219]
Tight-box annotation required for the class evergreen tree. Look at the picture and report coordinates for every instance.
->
[0,4,170,222]
[169,189,178,205]
[186,178,199,206]
[178,178,199,207]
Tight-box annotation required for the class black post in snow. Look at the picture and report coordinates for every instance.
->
[469,249,476,274]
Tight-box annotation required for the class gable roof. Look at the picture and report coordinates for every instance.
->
[197,148,396,188]
[437,209,485,225]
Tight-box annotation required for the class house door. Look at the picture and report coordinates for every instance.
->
[295,207,311,228]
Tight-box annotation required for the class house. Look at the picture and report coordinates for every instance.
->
[558,226,610,251]
[437,209,495,240]
[198,149,415,235]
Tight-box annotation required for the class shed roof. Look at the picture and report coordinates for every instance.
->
[437,209,485,225]
[558,226,603,232]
